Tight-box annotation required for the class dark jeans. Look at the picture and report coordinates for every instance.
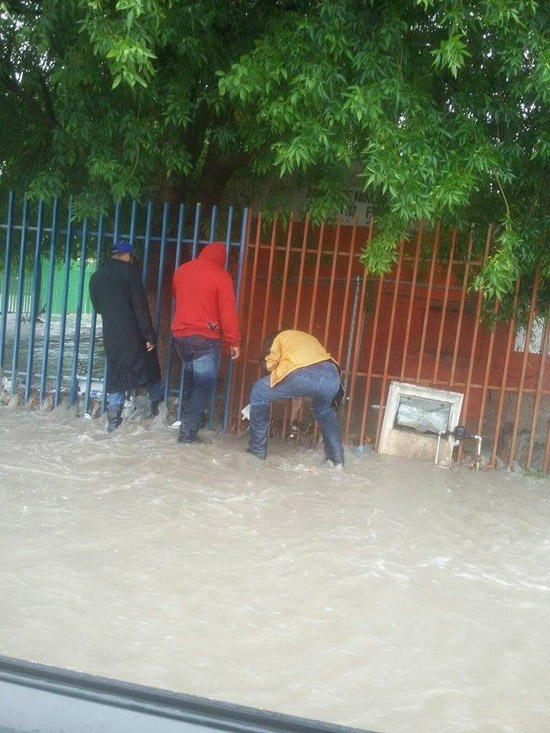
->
[107,380,163,410]
[174,336,221,442]
[248,360,344,464]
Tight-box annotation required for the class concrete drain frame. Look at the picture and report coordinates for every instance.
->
[378,381,464,465]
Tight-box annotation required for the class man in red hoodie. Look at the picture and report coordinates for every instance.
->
[171,241,241,443]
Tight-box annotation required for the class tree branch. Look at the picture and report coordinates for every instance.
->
[0,67,56,128]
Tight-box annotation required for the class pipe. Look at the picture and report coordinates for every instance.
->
[342,276,361,392]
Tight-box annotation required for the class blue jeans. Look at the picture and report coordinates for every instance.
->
[107,380,164,410]
[248,360,344,464]
[174,336,221,442]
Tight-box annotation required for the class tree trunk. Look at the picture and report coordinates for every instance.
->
[194,147,249,209]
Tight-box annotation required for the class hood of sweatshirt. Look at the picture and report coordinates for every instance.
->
[197,242,227,268]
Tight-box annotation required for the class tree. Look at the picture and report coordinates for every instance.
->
[0,0,302,213]
[219,0,550,303]
[2,0,550,302]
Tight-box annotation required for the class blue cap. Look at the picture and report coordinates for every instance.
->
[112,240,138,258]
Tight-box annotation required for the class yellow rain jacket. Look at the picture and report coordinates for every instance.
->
[264,330,339,387]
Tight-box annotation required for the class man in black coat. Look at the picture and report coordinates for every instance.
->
[89,240,163,432]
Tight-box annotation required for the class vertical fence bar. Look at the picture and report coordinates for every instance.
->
[24,199,44,403]
[336,219,358,367]
[375,240,406,447]
[84,215,105,414]
[176,205,200,419]
[508,269,540,468]
[307,223,326,334]
[342,276,361,392]
[69,218,89,405]
[285,213,310,435]
[154,202,169,337]
[477,298,500,438]
[416,222,440,383]
[449,228,475,386]
[191,203,201,259]
[39,198,59,403]
[101,202,121,415]
[236,209,251,305]
[433,229,457,384]
[129,200,138,245]
[357,272,384,446]
[399,224,423,380]
[305,217,342,445]
[344,275,365,384]
[210,205,218,242]
[458,225,492,447]
[164,203,185,405]
[142,201,153,285]
[276,214,294,329]
[292,214,310,328]
[258,218,278,351]
[222,206,248,431]
[129,202,139,406]
[236,212,262,428]
[112,201,121,244]
[542,421,550,474]
[491,279,521,466]
[526,305,550,468]
[0,191,15,372]
[208,204,228,425]
[225,208,250,430]
[10,196,29,399]
[54,199,73,407]
[344,218,373,442]
[177,203,202,419]
[223,207,234,269]
[277,214,297,438]
[322,217,342,347]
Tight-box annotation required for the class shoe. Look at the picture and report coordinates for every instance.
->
[324,459,344,471]
[246,448,266,461]
[106,407,123,433]
[177,435,212,445]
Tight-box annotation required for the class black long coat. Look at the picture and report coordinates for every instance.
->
[89,259,161,393]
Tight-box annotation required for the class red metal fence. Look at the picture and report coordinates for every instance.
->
[225,214,550,471]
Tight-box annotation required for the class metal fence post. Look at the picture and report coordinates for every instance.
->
[84,214,104,414]
[154,202,169,338]
[54,199,73,407]
[163,203,185,405]
[100,203,121,415]
[209,206,233,427]
[342,276,362,393]
[24,199,44,403]
[142,201,153,286]
[0,191,16,373]
[177,204,202,419]
[10,196,28,399]
[222,207,248,431]
[69,218,89,405]
[39,198,59,403]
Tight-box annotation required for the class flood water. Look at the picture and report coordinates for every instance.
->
[1,408,549,732]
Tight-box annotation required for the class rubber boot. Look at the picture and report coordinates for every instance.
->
[107,406,123,433]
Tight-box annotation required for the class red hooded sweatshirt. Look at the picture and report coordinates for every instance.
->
[171,242,241,347]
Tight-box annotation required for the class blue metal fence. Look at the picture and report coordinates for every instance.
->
[0,192,248,428]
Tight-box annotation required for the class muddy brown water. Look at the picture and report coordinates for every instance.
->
[1,409,549,732]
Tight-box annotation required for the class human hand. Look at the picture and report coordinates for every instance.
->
[230,346,240,360]
[146,341,156,351]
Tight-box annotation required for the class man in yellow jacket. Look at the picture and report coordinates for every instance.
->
[247,330,344,466]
